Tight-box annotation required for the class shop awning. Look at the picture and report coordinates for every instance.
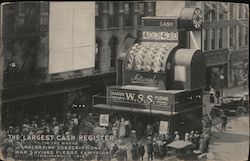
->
[93,104,177,116]
[2,85,90,103]
[166,140,194,149]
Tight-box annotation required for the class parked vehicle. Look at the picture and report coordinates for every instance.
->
[210,93,249,117]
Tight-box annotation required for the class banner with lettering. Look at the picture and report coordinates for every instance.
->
[107,86,177,111]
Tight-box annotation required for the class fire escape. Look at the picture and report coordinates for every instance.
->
[3,2,48,88]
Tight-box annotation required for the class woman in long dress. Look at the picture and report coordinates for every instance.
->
[119,118,126,138]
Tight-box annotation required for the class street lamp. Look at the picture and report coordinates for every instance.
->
[220,75,224,103]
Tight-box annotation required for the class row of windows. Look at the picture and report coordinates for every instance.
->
[95,2,155,28]
[203,26,248,51]
[204,2,249,22]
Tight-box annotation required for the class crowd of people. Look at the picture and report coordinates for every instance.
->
[1,110,213,161]
[125,129,207,161]
[3,112,82,137]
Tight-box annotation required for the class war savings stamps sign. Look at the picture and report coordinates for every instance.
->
[108,87,175,111]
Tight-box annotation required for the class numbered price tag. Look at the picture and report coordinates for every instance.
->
[142,31,178,41]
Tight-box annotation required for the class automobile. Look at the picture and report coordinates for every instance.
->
[210,93,249,117]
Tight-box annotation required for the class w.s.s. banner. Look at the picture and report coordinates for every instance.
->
[107,86,177,111]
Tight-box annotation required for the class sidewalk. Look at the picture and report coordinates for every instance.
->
[202,85,248,117]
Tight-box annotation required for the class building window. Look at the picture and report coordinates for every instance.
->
[245,26,248,46]
[138,3,146,26]
[219,28,223,48]
[245,6,249,19]
[211,29,215,49]
[147,2,155,16]
[239,26,243,47]
[95,38,102,70]
[204,2,212,22]
[185,1,196,7]
[109,35,119,68]
[203,29,208,50]
[108,2,119,28]
[95,2,103,28]
[239,4,243,19]
[18,3,27,16]
[229,27,234,47]
[219,4,225,20]
[40,2,48,14]
[230,3,234,19]
[211,10,216,22]
[204,12,210,22]
[124,3,134,27]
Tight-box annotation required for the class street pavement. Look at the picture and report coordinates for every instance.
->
[208,115,249,161]
[204,86,249,161]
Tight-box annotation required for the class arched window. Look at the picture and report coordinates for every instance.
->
[108,35,119,68]
[95,37,102,70]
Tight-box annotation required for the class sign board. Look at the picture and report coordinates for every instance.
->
[203,49,229,67]
[49,2,95,74]
[141,31,178,41]
[99,114,109,127]
[143,18,178,29]
[108,87,177,111]
[159,121,169,134]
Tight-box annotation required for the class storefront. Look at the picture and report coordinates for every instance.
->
[203,49,229,90]
[230,50,249,86]
[93,7,206,139]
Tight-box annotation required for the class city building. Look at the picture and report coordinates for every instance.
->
[189,1,249,90]
[0,1,156,128]
[156,1,249,90]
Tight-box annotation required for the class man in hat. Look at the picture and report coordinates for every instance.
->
[138,142,145,161]
[146,137,154,161]
[174,131,179,140]
[221,113,228,132]
[131,139,139,161]
[111,144,119,157]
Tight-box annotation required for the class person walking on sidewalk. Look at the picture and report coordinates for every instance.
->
[209,86,215,103]
[215,89,221,104]
[221,113,228,132]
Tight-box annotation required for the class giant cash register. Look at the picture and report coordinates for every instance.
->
[93,8,206,138]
